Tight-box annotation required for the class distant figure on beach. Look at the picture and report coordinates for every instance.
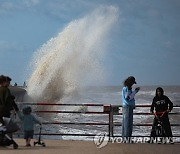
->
[23,81,26,87]
[150,87,173,142]
[122,76,140,142]
[14,83,17,86]
[18,106,41,147]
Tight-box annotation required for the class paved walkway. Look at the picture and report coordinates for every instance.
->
[0,139,179,154]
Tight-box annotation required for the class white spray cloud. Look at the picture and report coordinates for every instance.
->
[27,6,118,102]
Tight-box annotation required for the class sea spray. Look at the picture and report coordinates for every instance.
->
[27,6,118,102]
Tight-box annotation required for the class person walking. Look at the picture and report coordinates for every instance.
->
[122,76,140,142]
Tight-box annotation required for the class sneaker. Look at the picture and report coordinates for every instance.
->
[26,144,31,147]
[13,143,18,149]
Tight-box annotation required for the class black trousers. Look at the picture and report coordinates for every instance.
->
[150,113,173,137]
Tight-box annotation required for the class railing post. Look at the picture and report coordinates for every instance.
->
[103,104,112,140]
[109,105,119,138]
[109,105,114,138]
[111,105,119,137]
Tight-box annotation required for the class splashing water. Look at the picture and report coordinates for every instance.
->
[27,6,118,102]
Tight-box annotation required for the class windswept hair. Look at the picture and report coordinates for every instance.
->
[155,87,164,97]
[123,76,136,87]
[123,78,130,87]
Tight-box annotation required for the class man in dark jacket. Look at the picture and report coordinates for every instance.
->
[0,75,18,118]
[4,76,19,113]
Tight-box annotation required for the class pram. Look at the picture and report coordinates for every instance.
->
[0,117,19,149]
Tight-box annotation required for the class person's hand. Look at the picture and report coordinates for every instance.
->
[167,109,171,113]
[135,87,140,93]
[126,96,130,100]
[10,110,16,115]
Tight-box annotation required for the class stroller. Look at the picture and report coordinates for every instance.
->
[0,117,19,149]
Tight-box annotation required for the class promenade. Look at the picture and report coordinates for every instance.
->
[0,139,179,154]
[5,87,180,154]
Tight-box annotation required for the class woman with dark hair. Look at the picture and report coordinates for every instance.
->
[150,87,173,143]
[122,76,140,142]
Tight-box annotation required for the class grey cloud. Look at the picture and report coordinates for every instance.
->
[23,0,41,7]
[43,0,98,20]
[0,1,20,15]
[0,0,41,15]
[0,0,100,20]
[0,41,25,53]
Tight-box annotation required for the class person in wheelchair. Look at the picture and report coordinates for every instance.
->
[150,87,173,143]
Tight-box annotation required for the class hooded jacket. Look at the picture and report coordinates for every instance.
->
[150,95,173,112]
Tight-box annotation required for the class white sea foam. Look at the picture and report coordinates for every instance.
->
[18,86,180,141]
[27,6,118,102]
[23,5,180,141]
[138,90,155,96]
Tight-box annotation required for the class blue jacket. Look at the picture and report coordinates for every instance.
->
[122,86,137,107]
[18,112,41,131]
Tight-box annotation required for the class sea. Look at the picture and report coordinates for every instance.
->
[12,6,179,142]
[13,85,180,142]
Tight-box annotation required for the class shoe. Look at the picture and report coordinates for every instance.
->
[26,144,31,147]
[13,143,18,149]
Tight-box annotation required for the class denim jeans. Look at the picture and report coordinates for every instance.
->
[122,106,134,139]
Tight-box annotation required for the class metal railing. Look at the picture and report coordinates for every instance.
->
[16,103,180,138]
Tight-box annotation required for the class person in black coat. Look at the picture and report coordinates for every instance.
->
[0,75,12,118]
[150,87,173,142]
[4,76,19,113]
[0,75,19,118]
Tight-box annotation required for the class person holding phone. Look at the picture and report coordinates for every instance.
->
[122,76,140,142]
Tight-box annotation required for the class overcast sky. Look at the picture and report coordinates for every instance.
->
[0,0,180,86]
